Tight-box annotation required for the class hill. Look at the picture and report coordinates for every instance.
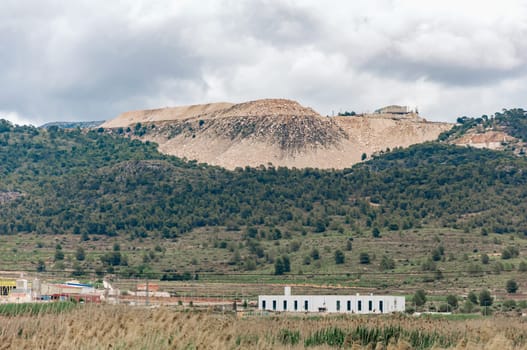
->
[101,99,452,169]
[40,120,105,129]
[2,116,527,291]
[441,108,527,153]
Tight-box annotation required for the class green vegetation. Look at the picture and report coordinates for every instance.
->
[303,325,457,349]
[439,108,527,142]
[0,302,77,316]
[4,117,527,240]
[2,111,527,289]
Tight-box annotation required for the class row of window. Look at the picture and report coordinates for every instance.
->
[262,299,384,312]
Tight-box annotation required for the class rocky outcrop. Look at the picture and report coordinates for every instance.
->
[102,99,453,169]
[0,191,22,204]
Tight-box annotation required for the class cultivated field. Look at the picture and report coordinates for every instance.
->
[0,305,526,349]
[1,226,526,299]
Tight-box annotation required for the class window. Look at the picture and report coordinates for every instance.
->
[368,300,373,311]
[358,300,362,311]
[304,300,309,311]
[379,300,384,313]
[347,300,351,311]
[336,300,341,311]
[262,300,266,309]
[283,300,287,310]
[272,300,277,310]
[294,300,298,311]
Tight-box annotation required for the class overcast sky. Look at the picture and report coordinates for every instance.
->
[1,0,527,125]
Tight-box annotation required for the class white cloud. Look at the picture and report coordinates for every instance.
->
[0,110,41,126]
[1,0,527,123]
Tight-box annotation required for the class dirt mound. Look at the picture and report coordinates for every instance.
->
[101,102,234,128]
[214,98,320,118]
[104,99,453,169]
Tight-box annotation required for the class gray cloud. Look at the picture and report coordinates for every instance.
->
[1,0,527,124]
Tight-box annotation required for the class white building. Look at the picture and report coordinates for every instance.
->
[258,287,405,314]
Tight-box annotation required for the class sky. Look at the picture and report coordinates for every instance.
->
[1,0,527,125]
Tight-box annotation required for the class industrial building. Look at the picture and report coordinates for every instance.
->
[259,287,405,314]
[375,105,411,115]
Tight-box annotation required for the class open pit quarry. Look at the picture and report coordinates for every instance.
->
[101,99,453,169]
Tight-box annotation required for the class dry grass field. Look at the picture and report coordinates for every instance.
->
[1,305,527,349]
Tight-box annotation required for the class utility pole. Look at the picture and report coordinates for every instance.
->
[146,278,149,306]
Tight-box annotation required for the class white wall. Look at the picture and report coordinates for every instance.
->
[258,294,405,314]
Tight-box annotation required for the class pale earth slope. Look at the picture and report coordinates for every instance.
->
[102,99,453,169]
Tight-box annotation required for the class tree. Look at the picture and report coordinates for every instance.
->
[506,279,519,293]
[519,261,527,272]
[334,250,345,264]
[467,291,478,305]
[413,289,426,307]
[361,153,367,161]
[372,227,380,238]
[76,247,85,261]
[479,289,493,307]
[481,253,489,264]
[359,252,370,264]
[54,248,64,261]
[310,248,320,260]
[446,294,458,309]
[431,248,442,261]
[282,255,291,273]
[274,258,285,275]
[36,259,46,272]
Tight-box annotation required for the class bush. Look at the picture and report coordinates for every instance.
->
[334,250,345,264]
[467,291,478,305]
[359,252,370,264]
[446,295,458,309]
[506,279,519,293]
[380,255,395,270]
[278,329,300,345]
[413,289,426,307]
[502,299,516,311]
[479,289,493,307]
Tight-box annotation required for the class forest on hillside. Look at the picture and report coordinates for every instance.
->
[1,115,527,240]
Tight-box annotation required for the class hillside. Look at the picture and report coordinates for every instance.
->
[2,117,527,287]
[101,99,452,169]
[441,108,527,153]
[40,121,105,129]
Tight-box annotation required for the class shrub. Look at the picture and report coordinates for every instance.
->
[278,329,300,345]
[380,255,395,270]
[446,294,458,309]
[413,289,426,307]
[467,291,478,305]
[506,279,519,293]
[334,250,345,264]
[479,289,493,307]
[359,252,370,264]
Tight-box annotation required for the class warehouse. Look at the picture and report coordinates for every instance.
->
[259,287,405,314]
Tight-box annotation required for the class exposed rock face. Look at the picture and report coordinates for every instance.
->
[452,130,516,150]
[102,99,453,169]
[0,191,22,204]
